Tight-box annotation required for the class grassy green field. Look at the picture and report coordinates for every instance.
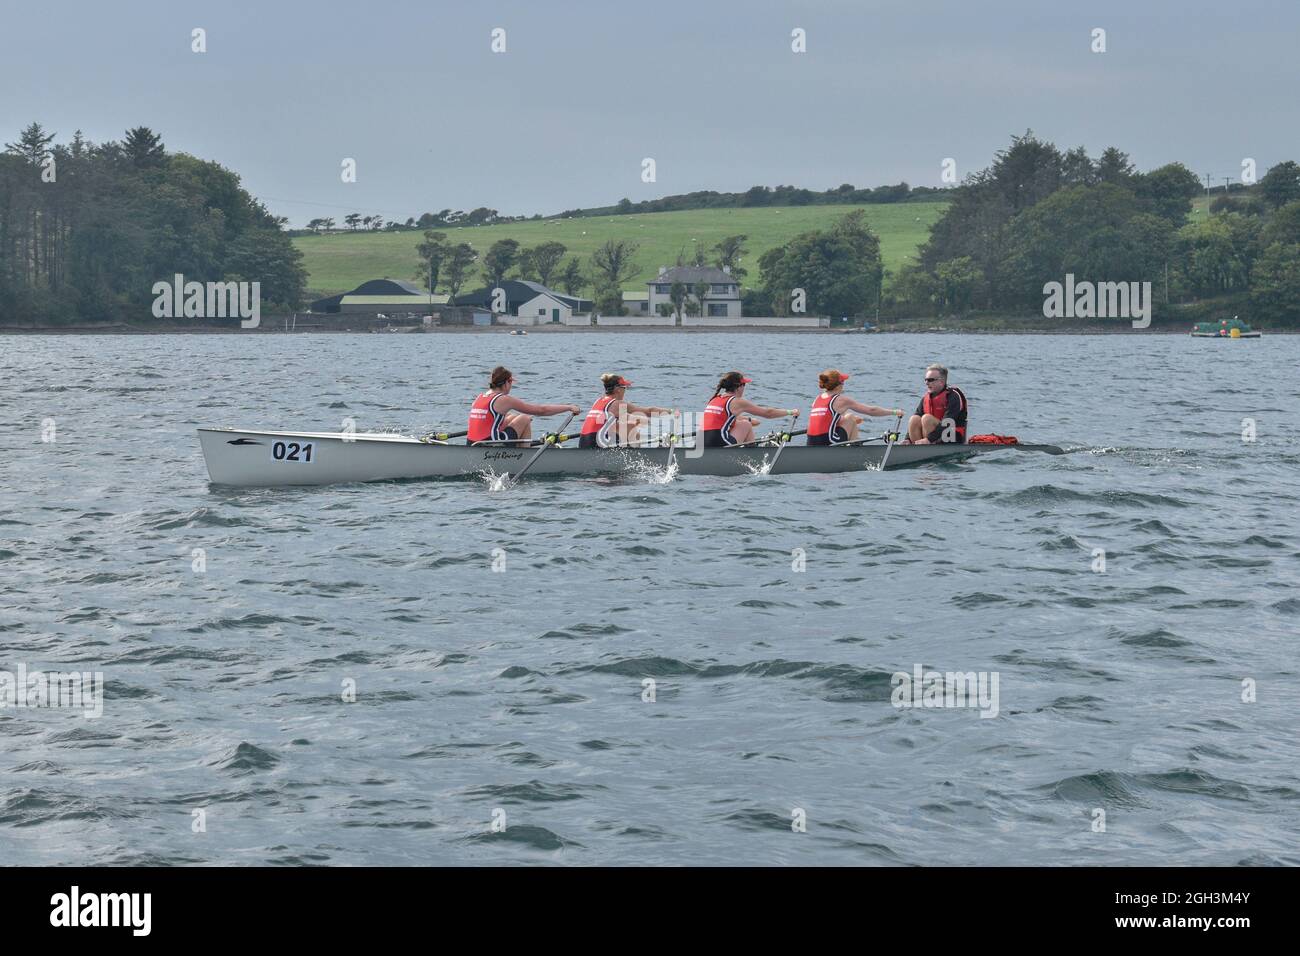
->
[294,202,948,296]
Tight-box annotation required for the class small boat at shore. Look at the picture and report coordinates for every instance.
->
[1191,317,1262,338]
[197,427,1066,487]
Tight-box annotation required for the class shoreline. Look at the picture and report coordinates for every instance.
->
[1,323,1278,336]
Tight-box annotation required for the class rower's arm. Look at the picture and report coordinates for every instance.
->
[503,396,580,416]
[841,397,905,418]
[733,397,797,419]
[625,402,675,418]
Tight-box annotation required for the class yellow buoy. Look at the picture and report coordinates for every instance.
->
[1230,327,1241,338]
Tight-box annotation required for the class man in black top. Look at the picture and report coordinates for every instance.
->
[907,364,968,444]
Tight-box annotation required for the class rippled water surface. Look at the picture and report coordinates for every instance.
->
[2,332,1297,865]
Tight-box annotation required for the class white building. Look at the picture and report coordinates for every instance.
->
[515,289,577,323]
[647,266,742,317]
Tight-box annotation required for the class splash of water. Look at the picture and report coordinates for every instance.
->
[479,468,511,492]
[651,453,680,484]
[619,447,679,484]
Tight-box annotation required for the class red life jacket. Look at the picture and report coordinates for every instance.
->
[702,393,737,441]
[807,392,841,439]
[467,391,506,442]
[580,395,618,445]
[922,386,968,442]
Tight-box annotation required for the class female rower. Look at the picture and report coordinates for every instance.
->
[578,373,677,448]
[806,369,903,445]
[467,366,580,445]
[701,371,797,448]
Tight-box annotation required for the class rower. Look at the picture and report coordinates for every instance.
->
[578,373,676,449]
[907,364,968,444]
[806,369,904,445]
[701,371,797,447]
[467,366,580,445]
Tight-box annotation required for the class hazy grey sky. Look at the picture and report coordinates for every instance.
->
[4,0,1297,225]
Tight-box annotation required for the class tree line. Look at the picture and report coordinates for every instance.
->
[302,207,510,234]
[890,132,1300,323]
[294,181,944,237]
[7,122,1296,325]
[503,132,1299,324]
[566,181,943,218]
[0,123,307,323]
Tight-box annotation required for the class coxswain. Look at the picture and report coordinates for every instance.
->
[907,364,968,444]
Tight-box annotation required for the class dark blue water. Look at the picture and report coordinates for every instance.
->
[2,332,1297,865]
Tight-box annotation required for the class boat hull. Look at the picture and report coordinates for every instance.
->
[198,428,1056,487]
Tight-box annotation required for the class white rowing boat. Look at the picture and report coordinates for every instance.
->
[197,427,1065,487]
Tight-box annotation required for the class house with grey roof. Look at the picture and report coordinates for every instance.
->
[647,266,742,318]
[453,280,592,323]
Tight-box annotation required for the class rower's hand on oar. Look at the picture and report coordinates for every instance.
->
[566,404,581,415]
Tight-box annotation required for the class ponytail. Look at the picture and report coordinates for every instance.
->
[713,371,745,397]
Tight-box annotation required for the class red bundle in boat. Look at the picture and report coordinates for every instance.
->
[968,434,1019,444]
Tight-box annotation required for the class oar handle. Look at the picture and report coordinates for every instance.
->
[546,411,577,444]
[730,424,804,449]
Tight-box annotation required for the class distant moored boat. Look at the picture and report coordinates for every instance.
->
[1191,316,1262,338]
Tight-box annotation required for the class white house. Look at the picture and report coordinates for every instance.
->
[515,290,575,323]
[647,266,741,317]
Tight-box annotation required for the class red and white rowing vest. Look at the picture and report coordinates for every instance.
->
[702,394,737,443]
[807,392,842,440]
[702,392,743,444]
[468,391,508,442]
[580,396,619,447]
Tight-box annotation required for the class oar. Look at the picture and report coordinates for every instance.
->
[840,435,888,447]
[878,413,904,470]
[421,429,468,443]
[763,412,800,474]
[998,443,1066,455]
[508,412,575,487]
[660,414,686,472]
[663,431,680,472]
[728,428,808,450]
[640,430,695,449]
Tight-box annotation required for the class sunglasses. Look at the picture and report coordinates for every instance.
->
[924,377,941,383]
